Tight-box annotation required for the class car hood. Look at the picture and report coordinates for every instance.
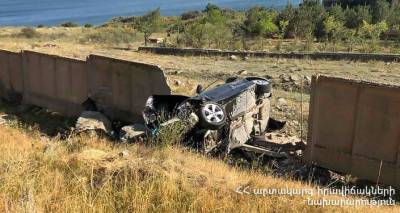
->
[197,79,254,103]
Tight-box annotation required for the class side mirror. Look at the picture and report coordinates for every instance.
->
[196,85,204,94]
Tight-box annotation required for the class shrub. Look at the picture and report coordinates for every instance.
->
[81,27,139,44]
[37,24,44,28]
[61,21,79,27]
[181,11,201,20]
[19,27,40,38]
[84,23,93,28]
[134,8,162,46]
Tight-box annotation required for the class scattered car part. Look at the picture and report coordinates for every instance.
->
[75,111,112,135]
[119,124,146,143]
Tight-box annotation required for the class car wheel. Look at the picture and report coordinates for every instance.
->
[199,102,226,130]
[247,77,272,94]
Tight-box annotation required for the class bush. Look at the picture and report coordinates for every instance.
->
[61,21,79,27]
[19,27,40,38]
[84,23,93,28]
[37,24,44,28]
[181,11,201,20]
[81,27,139,44]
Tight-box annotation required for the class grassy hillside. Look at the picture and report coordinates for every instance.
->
[0,26,400,211]
[0,104,397,212]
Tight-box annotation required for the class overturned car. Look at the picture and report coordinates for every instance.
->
[143,77,305,157]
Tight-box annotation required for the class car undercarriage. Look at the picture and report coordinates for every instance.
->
[142,76,306,158]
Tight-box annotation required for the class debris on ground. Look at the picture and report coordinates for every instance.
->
[237,70,248,75]
[229,55,238,61]
[119,124,146,143]
[75,111,112,135]
[174,79,183,86]
[277,97,287,106]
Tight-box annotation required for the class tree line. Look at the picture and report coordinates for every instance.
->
[120,0,400,51]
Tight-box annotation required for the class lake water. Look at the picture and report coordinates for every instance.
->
[0,0,299,26]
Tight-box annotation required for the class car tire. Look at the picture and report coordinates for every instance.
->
[246,77,272,94]
[198,102,226,130]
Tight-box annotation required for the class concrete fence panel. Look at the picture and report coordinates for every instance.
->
[0,50,23,99]
[0,50,11,97]
[0,49,171,122]
[23,51,87,116]
[305,75,400,188]
[87,54,171,122]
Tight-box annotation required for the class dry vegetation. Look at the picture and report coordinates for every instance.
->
[0,108,398,212]
[0,27,400,211]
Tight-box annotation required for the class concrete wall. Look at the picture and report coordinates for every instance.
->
[305,75,400,188]
[0,50,171,122]
[23,51,87,116]
[87,54,170,122]
[139,47,400,62]
[0,50,23,99]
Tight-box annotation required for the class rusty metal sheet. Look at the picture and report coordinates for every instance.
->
[305,75,400,188]
[88,54,171,122]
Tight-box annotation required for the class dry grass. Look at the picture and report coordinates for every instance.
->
[0,123,398,212]
[0,27,399,211]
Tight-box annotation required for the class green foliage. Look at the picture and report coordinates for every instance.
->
[61,21,79,27]
[243,7,278,37]
[371,0,390,23]
[387,5,400,29]
[344,5,372,29]
[203,3,220,13]
[134,8,162,46]
[289,0,326,38]
[37,24,44,28]
[102,1,399,51]
[182,21,204,48]
[359,20,389,52]
[324,16,344,40]
[84,23,93,28]
[360,20,389,40]
[181,11,201,20]
[276,3,296,38]
[329,4,345,22]
[19,27,40,38]
[81,27,139,44]
[323,16,346,51]
[205,7,226,25]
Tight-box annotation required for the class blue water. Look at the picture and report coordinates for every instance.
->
[0,0,300,26]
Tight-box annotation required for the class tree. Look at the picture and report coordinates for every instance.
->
[387,5,400,29]
[323,16,345,50]
[371,0,390,23]
[276,3,295,38]
[168,18,185,46]
[243,7,278,37]
[135,8,162,46]
[360,20,388,40]
[329,4,345,22]
[288,0,326,39]
[359,20,389,52]
[203,3,220,13]
[344,5,372,29]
